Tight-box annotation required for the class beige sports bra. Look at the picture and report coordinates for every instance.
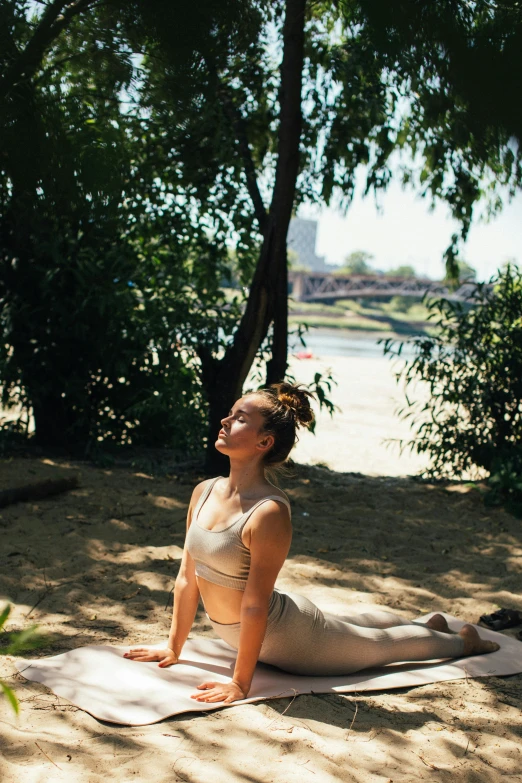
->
[185,477,291,591]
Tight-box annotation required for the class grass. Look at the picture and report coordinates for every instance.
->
[289,314,390,332]
[289,297,433,336]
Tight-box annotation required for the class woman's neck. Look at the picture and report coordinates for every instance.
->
[225,458,267,497]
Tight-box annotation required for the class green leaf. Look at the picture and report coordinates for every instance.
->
[8,625,42,655]
[1,682,19,716]
[0,604,10,631]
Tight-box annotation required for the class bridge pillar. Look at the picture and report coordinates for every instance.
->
[291,273,305,301]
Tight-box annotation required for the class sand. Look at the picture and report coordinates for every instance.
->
[1,455,522,783]
[287,354,430,476]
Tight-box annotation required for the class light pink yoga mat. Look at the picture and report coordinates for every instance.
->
[15,613,522,725]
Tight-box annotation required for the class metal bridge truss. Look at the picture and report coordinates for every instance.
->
[290,273,480,303]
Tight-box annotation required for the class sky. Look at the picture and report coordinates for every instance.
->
[298,178,522,282]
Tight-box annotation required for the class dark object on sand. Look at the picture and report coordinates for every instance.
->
[0,475,79,508]
[479,608,522,631]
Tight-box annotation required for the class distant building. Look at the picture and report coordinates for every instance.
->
[288,218,332,272]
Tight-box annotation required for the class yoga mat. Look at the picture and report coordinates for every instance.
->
[15,613,522,726]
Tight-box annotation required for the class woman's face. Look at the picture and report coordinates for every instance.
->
[215,395,273,459]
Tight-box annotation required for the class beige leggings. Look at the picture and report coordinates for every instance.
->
[208,590,465,676]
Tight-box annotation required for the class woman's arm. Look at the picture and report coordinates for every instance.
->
[166,546,200,659]
[191,500,291,702]
[125,482,207,667]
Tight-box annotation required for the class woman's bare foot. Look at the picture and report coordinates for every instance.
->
[458,624,500,656]
[426,614,452,633]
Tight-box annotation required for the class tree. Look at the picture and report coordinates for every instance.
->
[0,2,214,453]
[335,250,376,276]
[386,265,417,278]
[356,0,522,276]
[122,0,310,470]
[2,0,522,471]
[0,0,99,102]
[382,264,522,485]
[136,0,522,471]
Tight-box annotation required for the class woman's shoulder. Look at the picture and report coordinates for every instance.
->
[264,482,291,508]
[250,486,292,523]
[190,476,221,504]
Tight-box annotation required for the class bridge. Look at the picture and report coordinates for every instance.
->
[289,272,480,303]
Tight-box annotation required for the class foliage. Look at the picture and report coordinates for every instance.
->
[334,250,376,276]
[356,0,522,277]
[0,2,236,454]
[306,370,339,430]
[382,265,522,504]
[0,604,41,715]
[288,248,310,272]
[246,322,339,426]
[487,448,522,516]
[444,259,477,285]
[386,265,417,279]
[2,0,522,460]
[388,295,416,313]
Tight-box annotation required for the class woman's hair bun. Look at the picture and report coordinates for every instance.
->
[272,382,315,428]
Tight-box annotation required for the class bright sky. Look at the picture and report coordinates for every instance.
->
[299,177,522,282]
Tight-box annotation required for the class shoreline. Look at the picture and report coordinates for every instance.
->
[289,324,416,349]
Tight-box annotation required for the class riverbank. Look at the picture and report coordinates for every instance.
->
[289,297,433,336]
[286,333,430,476]
[1,457,521,782]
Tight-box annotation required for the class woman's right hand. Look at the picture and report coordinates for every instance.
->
[123,647,179,667]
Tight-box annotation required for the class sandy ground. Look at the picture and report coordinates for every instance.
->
[287,354,430,476]
[1,456,522,783]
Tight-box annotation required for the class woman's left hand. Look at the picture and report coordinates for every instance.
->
[190,680,247,704]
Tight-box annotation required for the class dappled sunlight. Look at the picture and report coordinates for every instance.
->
[149,495,187,511]
[1,456,521,782]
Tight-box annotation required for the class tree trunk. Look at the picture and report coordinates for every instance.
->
[266,245,289,385]
[31,392,90,451]
[32,395,73,450]
[203,0,306,473]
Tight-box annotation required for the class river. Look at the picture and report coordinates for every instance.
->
[289,327,418,360]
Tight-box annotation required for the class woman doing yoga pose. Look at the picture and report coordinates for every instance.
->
[124,384,499,704]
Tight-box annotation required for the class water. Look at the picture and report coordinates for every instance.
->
[289,328,418,361]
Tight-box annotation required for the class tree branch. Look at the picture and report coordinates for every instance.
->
[202,55,268,236]
[219,88,268,236]
[0,0,98,101]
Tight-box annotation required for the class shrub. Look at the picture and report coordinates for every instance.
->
[389,295,414,313]
[382,264,522,506]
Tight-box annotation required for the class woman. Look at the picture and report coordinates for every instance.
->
[124,383,499,704]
